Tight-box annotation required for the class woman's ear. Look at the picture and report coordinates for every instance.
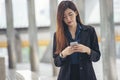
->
[75,11,78,16]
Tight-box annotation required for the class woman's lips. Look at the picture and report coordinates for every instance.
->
[68,21,72,24]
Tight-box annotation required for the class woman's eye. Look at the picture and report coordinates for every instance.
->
[69,13,73,16]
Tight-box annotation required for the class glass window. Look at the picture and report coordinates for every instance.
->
[12,0,28,28]
[0,0,50,29]
[0,0,6,29]
[85,0,120,24]
[35,0,50,26]
[114,0,120,22]
[85,0,100,24]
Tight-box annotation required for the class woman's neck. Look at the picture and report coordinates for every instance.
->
[68,22,77,33]
[68,22,77,39]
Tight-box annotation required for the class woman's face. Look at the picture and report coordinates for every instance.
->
[63,8,77,27]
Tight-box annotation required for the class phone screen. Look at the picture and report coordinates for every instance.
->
[70,42,78,46]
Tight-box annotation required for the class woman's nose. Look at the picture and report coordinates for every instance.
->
[66,16,71,21]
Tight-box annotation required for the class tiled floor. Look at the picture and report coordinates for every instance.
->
[7,69,57,80]
[6,63,57,80]
[6,59,120,80]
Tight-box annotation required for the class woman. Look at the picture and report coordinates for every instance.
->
[53,1,101,80]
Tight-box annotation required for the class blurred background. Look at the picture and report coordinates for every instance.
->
[0,0,120,80]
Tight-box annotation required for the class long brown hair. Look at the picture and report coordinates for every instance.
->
[55,1,82,54]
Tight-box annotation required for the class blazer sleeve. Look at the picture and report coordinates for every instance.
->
[89,27,101,62]
[53,33,68,67]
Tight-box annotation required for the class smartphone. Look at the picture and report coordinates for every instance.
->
[70,41,78,46]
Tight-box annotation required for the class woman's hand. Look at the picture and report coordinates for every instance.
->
[61,46,76,58]
[61,44,91,58]
[72,44,91,55]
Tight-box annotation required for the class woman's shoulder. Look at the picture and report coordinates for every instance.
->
[81,24,95,31]
[83,24,94,28]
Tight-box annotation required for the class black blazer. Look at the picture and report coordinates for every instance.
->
[53,25,101,80]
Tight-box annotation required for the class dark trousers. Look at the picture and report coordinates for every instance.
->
[70,64,80,80]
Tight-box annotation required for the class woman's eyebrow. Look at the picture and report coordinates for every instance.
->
[64,12,73,16]
[68,12,73,14]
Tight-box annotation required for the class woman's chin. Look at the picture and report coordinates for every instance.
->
[67,23,74,27]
